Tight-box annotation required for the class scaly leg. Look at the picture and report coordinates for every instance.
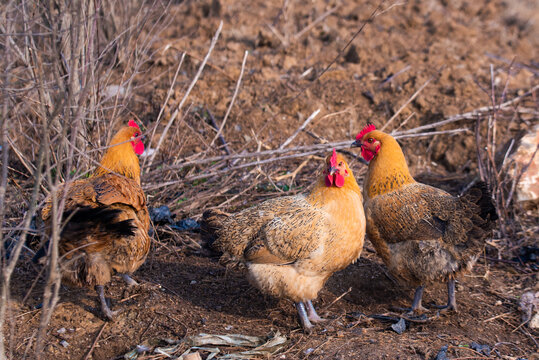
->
[121,274,138,286]
[296,302,314,333]
[305,300,327,323]
[410,285,428,314]
[95,285,120,321]
[393,285,428,315]
[431,278,458,312]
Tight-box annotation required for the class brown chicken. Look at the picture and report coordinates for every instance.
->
[351,124,497,313]
[38,120,150,320]
[202,150,366,332]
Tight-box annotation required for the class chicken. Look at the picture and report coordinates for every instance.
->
[201,150,366,332]
[351,124,497,314]
[38,119,150,320]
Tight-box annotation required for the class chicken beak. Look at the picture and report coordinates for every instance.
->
[351,140,362,148]
[329,167,337,176]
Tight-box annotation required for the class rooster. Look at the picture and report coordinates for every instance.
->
[351,124,497,314]
[37,120,150,320]
[201,150,366,332]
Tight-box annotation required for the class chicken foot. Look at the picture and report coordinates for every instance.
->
[392,285,428,315]
[296,302,314,333]
[305,300,327,323]
[121,274,139,286]
[96,285,120,321]
[431,278,457,312]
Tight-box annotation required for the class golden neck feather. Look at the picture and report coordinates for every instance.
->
[364,132,415,198]
[94,136,141,184]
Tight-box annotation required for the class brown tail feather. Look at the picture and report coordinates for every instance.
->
[200,209,230,250]
[463,181,498,229]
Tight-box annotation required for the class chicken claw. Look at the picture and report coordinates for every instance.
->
[121,274,139,287]
[305,300,327,323]
[296,302,314,333]
[96,285,120,321]
[392,285,428,315]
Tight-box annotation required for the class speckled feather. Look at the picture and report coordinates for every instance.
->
[202,153,366,302]
[361,130,497,286]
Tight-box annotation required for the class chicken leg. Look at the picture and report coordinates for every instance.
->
[296,302,314,332]
[431,278,457,312]
[393,285,428,315]
[410,285,428,314]
[305,300,326,323]
[96,285,120,320]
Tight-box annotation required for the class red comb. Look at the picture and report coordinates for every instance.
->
[356,123,376,140]
[128,119,140,130]
[330,148,338,167]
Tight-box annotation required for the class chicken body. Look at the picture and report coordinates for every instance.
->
[353,126,497,313]
[202,151,366,331]
[39,121,150,320]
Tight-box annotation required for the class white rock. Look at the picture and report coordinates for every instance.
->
[512,125,539,203]
[519,290,539,329]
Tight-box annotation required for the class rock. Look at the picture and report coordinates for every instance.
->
[171,218,200,231]
[435,345,450,360]
[512,125,539,203]
[149,205,175,224]
[470,342,490,356]
[344,45,360,64]
[391,318,406,334]
[519,290,539,329]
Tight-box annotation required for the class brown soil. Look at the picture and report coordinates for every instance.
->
[6,0,538,359]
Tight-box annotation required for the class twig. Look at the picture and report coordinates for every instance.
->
[396,84,539,135]
[145,51,186,169]
[294,6,339,40]
[483,311,513,323]
[279,109,320,149]
[209,50,248,148]
[485,52,539,76]
[321,287,352,312]
[205,109,231,155]
[289,0,388,103]
[83,322,107,360]
[148,128,468,180]
[148,21,223,166]
[379,65,411,86]
[383,69,440,132]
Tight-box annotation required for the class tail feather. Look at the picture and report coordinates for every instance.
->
[462,181,498,231]
[33,206,136,262]
[200,209,229,250]
[61,206,136,238]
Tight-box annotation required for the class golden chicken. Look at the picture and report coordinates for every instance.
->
[38,120,150,320]
[352,124,497,313]
[202,150,366,332]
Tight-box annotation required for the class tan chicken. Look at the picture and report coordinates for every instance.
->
[352,124,497,313]
[202,150,366,331]
[38,120,150,320]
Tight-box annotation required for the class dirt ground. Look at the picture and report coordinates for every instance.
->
[5,0,539,359]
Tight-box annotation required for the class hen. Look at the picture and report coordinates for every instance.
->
[38,120,150,320]
[202,150,366,332]
[352,124,497,313]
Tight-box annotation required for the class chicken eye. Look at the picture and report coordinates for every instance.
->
[339,162,343,167]
[367,138,374,143]
[133,132,140,138]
